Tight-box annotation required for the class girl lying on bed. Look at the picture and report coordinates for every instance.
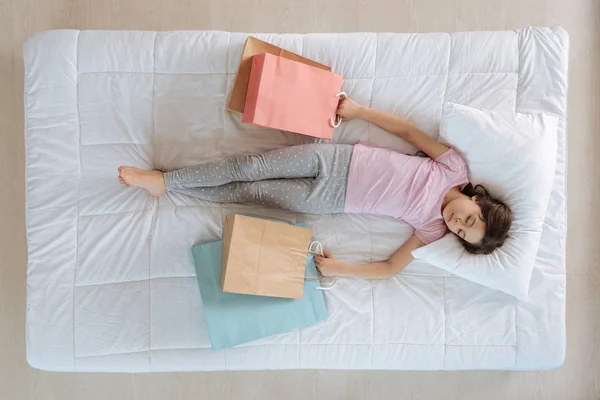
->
[118,97,513,279]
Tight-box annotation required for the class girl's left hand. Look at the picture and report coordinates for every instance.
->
[314,251,344,277]
[336,97,364,121]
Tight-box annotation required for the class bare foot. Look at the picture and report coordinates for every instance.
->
[118,166,167,197]
[118,176,130,187]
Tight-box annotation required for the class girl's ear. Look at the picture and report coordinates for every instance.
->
[471,195,478,202]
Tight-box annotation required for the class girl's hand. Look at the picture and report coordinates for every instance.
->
[314,251,345,277]
[336,97,364,121]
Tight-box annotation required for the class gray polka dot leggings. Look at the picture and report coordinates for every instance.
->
[163,144,354,214]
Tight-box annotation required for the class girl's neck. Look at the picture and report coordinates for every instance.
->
[442,186,464,209]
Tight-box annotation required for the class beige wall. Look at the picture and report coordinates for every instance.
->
[1,0,599,399]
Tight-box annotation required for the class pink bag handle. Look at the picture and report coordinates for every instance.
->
[329,92,347,128]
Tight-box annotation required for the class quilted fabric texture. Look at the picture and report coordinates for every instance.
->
[24,28,568,372]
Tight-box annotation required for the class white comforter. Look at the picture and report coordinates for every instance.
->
[24,27,568,372]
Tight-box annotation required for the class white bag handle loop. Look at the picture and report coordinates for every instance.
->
[308,241,324,256]
[306,241,337,291]
[329,92,347,128]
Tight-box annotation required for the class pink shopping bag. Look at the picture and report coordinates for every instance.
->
[242,53,344,140]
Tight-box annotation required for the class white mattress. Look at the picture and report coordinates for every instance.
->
[24,28,568,372]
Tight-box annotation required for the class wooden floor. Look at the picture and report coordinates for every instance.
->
[1,0,599,399]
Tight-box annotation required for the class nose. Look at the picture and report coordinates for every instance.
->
[453,217,462,227]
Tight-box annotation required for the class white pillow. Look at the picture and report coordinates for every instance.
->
[411,103,558,300]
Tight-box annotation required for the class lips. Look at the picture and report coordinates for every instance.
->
[447,212,454,223]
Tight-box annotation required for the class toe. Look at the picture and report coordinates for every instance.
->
[120,167,133,180]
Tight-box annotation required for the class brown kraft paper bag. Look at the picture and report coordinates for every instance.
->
[221,214,313,299]
[227,36,331,113]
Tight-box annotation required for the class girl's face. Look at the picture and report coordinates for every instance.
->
[442,195,486,244]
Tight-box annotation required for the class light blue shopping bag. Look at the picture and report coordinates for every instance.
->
[191,240,328,351]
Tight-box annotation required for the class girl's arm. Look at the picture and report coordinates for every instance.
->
[315,235,424,280]
[337,98,450,160]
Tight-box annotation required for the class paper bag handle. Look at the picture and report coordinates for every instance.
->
[329,92,347,128]
[308,241,324,256]
[306,241,337,291]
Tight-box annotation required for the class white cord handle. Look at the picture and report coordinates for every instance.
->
[315,278,338,291]
[307,241,338,291]
[308,241,324,256]
[329,91,347,128]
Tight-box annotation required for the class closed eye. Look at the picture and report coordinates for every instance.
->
[458,229,465,239]
[468,216,475,227]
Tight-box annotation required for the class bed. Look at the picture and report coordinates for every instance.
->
[24,27,568,372]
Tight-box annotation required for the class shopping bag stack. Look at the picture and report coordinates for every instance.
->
[191,37,339,350]
[191,214,329,351]
[228,36,344,140]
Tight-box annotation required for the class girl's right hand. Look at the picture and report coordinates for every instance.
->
[336,97,364,121]
[314,251,346,277]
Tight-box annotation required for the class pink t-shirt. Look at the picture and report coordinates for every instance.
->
[344,142,469,244]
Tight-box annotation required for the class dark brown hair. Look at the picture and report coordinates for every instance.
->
[460,184,513,255]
